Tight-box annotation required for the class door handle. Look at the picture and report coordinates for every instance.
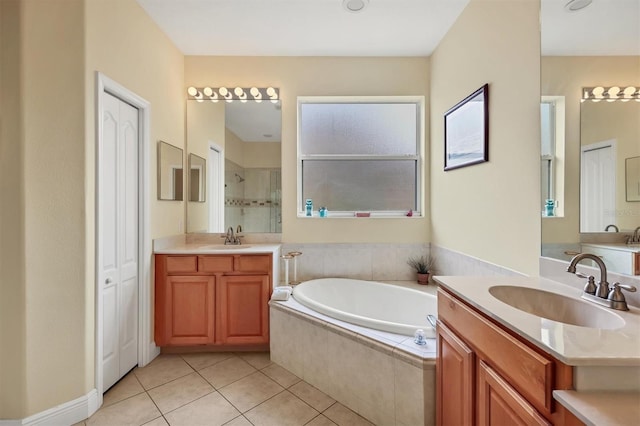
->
[105,278,112,285]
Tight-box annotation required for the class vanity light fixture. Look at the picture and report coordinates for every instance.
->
[564,0,592,12]
[186,86,279,103]
[582,86,640,102]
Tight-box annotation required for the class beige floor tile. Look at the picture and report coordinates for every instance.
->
[103,372,145,407]
[199,357,256,389]
[237,351,272,370]
[142,417,169,426]
[164,392,240,426]
[323,403,373,426]
[148,372,214,414]
[134,355,194,390]
[222,416,253,426]
[71,422,86,426]
[87,393,160,426]
[181,352,235,371]
[305,415,338,426]
[244,391,319,426]
[218,372,284,412]
[261,363,301,388]
[289,382,335,412]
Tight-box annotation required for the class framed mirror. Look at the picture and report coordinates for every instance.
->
[188,153,206,202]
[157,141,183,201]
[186,94,282,233]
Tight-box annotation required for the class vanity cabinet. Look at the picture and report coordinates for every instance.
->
[155,253,271,347]
[436,287,575,425]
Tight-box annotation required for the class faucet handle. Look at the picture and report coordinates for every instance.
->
[576,272,597,295]
[607,283,636,311]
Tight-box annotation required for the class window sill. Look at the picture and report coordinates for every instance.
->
[297,212,422,219]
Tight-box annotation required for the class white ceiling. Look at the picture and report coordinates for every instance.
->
[225,101,282,142]
[137,0,639,57]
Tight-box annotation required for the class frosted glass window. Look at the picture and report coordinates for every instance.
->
[300,103,418,155]
[298,97,423,215]
[303,160,416,211]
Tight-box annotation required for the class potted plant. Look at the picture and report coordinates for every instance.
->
[407,255,434,285]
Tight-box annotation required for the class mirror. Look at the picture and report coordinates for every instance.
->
[157,141,183,201]
[186,98,282,233]
[188,153,206,202]
[540,0,640,275]
[579,99,640,233]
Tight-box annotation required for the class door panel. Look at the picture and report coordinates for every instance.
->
[101,92,139,391]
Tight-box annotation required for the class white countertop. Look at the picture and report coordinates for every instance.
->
[554,390,640,426]
[433,276,640,366]
[154,242,281,255]
[582,243,640,253]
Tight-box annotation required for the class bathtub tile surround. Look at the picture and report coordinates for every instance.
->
[279,243,429,283]
[270,297,436,425]
[430,244,526,277]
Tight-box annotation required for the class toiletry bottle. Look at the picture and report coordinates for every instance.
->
[305,199,313,216]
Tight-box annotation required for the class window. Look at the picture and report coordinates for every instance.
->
[540,96,565,217]
[297,97,424,216]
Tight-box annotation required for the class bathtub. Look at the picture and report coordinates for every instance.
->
[292,278,437,337]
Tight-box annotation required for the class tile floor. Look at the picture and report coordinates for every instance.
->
[78,352,374,426]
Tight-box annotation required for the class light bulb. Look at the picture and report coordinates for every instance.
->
[219,87,229,97]
[266,87,276,97]
[250,87,260,97]
[187,86,198,97]
[592,86,605,98]
[203,87,213,97]
[607,86,620,98]
[234,87,245,97]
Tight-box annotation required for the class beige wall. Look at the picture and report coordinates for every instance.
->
[541,56,640,244]
[430,0,541,275]
[0,0,27,418]
[225,128,244,167]
[244,142,281,169]
[185,56,431,243]
[0,0,184,418]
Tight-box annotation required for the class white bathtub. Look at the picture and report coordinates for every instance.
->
[292,278,437,337]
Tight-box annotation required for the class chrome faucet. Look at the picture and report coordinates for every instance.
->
[604,224,619,232]
[567,253,636,311]
[222,226,243,245]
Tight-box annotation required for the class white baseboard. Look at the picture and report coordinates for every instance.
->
[0,389,98,426]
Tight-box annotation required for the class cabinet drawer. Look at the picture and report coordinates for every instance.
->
[166,256,198,273]
[198,255,234,273]
[235,254,271,273]
[438,289,553,415]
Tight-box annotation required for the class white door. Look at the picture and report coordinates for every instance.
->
[208,144,224,232]
[101,92,139,391]
[581,140,616,232]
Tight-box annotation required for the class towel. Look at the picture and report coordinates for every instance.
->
[270,286,293,301]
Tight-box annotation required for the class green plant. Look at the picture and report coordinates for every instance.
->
[407,255,433,274]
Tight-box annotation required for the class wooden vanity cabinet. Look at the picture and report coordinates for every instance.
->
[155,253,272,347]
[436,287,574,426]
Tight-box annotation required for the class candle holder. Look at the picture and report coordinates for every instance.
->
[280,254,293,286]
[288,251,303,285]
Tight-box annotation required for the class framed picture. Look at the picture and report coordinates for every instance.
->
[626,156,640,202]
[444,84,489,171]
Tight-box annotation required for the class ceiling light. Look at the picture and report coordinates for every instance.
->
[343,0,369,13]
[583,86,640,102]
[564,0,592,12]
[186,87,279,103]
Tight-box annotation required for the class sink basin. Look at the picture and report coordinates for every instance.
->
[199,244,253,250]
[489,285,625,330]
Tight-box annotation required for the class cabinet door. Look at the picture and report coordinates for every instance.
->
[218,275,269,345]
[478,360,551,426]
[163,275,215,345]
[437,321,474,426]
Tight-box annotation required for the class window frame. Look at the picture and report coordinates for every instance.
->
[540,95,565,217]
[296,96,425,218]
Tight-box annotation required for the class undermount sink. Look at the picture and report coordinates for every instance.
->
[489,285,626,330]
[199,244,253,250]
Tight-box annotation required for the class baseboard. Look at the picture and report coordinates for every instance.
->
[0,389,98,426]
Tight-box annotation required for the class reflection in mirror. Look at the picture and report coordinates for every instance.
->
[188,153,206,202]
[157,141,183,201]
[186,97,281,233]
[540,0,640,275]
[580,97,640,233]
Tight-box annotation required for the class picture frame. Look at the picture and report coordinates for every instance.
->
[626,156,640,202]
[444,84,489,171]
